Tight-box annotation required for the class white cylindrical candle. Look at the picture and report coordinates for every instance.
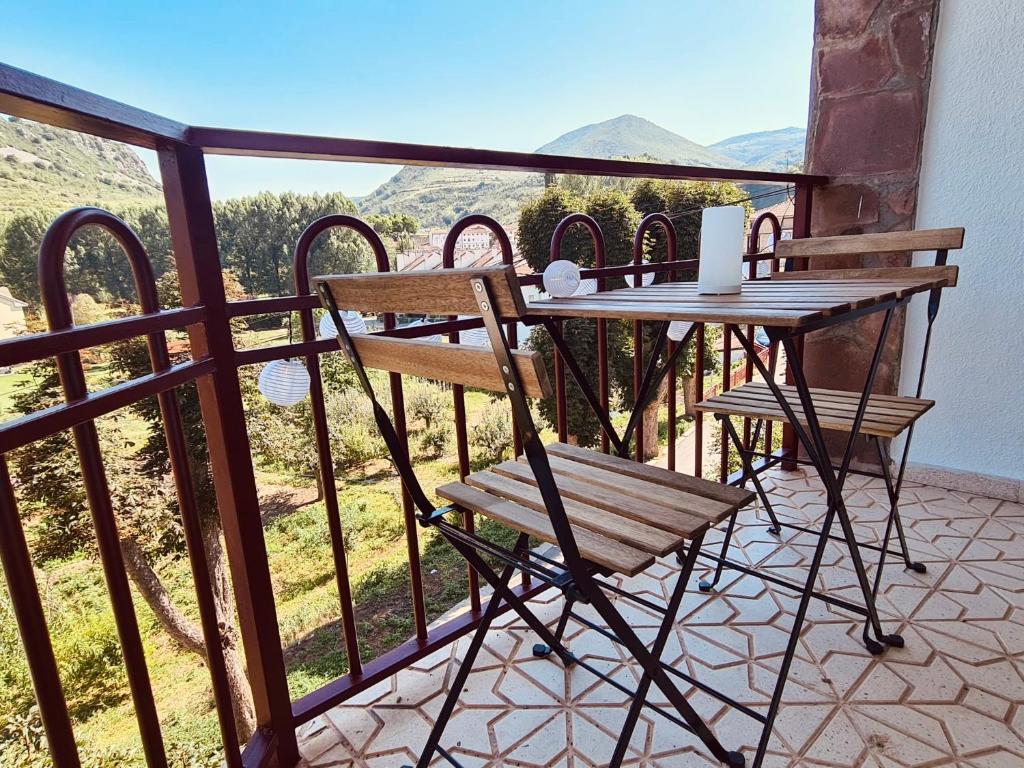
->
[697,205,745,295]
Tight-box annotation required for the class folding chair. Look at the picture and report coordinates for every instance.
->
[694,227,964,618]
[316,265,754,768]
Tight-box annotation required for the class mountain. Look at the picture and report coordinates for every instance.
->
[360,116,805,227]
[359,115,740,227]
[535,115,735,167]
[0,116,163,219]
[708,127,806,172]
[358,165,544,229]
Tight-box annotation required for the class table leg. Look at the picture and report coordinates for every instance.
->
[732,323,902,652]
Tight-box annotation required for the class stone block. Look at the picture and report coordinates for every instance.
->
[892,8,932,79]
[811,91,922,176]
[816,0,882,39]
[818,35,894,95]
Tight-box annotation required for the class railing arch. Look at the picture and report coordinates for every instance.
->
[550,214,608,449]
[631,213,679,463]
[292,214,396,674]
[34,207,244,766]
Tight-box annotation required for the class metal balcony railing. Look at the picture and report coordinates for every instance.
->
[0,62,827,767]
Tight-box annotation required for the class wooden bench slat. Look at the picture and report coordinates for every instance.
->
[465,471,680,556]
[539,454,733,521]
[436,482,653,576]
[545,442,754,507]
[347,334,551,398]
[318,265,526,319]
[696,382,934,438]
[774,227,964,259]
[740,381,933,408]
[490,459,710,539]
[718,387,922,423]
[772,265,959,288]
[736,382,932,416]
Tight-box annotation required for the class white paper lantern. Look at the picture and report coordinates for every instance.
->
[667,321,693,342]
[258,359,310,407]
[625,260,655,288]
[339,310,367,335]
[406,318,441,344]
[318,313,338,339]
[543,260,581,297]
[573,278,598,296]
[456,315,491,347]
[698,206,745,295]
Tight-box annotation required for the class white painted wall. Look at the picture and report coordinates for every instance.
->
[900,0,1024,484]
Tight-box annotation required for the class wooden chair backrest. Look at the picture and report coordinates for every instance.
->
[345,333,552,399]
[774,227,964,261]
[316,265,527,319]
[772,264,959,287]
[316,266,550,399]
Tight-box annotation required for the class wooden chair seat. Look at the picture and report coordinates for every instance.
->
[696,381,934,439]
[437,442,754,576]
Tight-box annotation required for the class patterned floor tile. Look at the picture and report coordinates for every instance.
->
[300,469,1024,768]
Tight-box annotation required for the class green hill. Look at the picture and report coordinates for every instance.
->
[535,114,734,166]
[708,127,806,172]
[0,115,162,220]
[360,116,803,227]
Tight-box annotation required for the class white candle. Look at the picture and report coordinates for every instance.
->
[697,205,745,295]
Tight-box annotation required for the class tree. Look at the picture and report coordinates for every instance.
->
[518,187,635,446]
[105,285,257,739]
[8,268,257,740]
[215,191,373,296]
[0,205,173,308]
[367,213,419,255]
[0,209,52,306]
[518,181,745,457]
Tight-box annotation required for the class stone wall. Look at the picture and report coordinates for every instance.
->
[803,0,941,461]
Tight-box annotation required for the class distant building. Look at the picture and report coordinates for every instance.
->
[0,287,28,339]
[396,229,541,304]
[425,225,493,250]
[749,199,794,253]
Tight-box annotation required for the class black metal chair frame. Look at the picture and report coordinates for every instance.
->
[318,278,747,768]
[698,254,953,651]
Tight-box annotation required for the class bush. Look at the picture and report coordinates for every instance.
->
[419,421,453,458]
[406,381,448,429]
[326,390,389,468]
[471,404,514,462]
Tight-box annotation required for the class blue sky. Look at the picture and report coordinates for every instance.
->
[2,1,813,199]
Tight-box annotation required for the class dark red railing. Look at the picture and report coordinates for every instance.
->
[0,62,822,768]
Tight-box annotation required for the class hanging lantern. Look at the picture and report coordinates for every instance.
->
[625,259,655,288]
[318,309,366,338]
[542,260,581,297]
[405,318,442,344]
[318,313,338,339]
[457,315,491,348]
[258,359,310,407]
[574,278,598,296]
[340,310,367,334]
[667,321,693,342]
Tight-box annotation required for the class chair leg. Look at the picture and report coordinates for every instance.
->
[582,558,745,767]
[533,593,575,659]
[874,437,926,574]
[698,510,737,593]
[696,416,780,593]
[406,535,525,768]
[608,532,742,767]
[443,534,576,667]
[741,421,778,536]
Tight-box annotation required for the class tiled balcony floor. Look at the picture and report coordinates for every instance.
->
[298,468,1024,768]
